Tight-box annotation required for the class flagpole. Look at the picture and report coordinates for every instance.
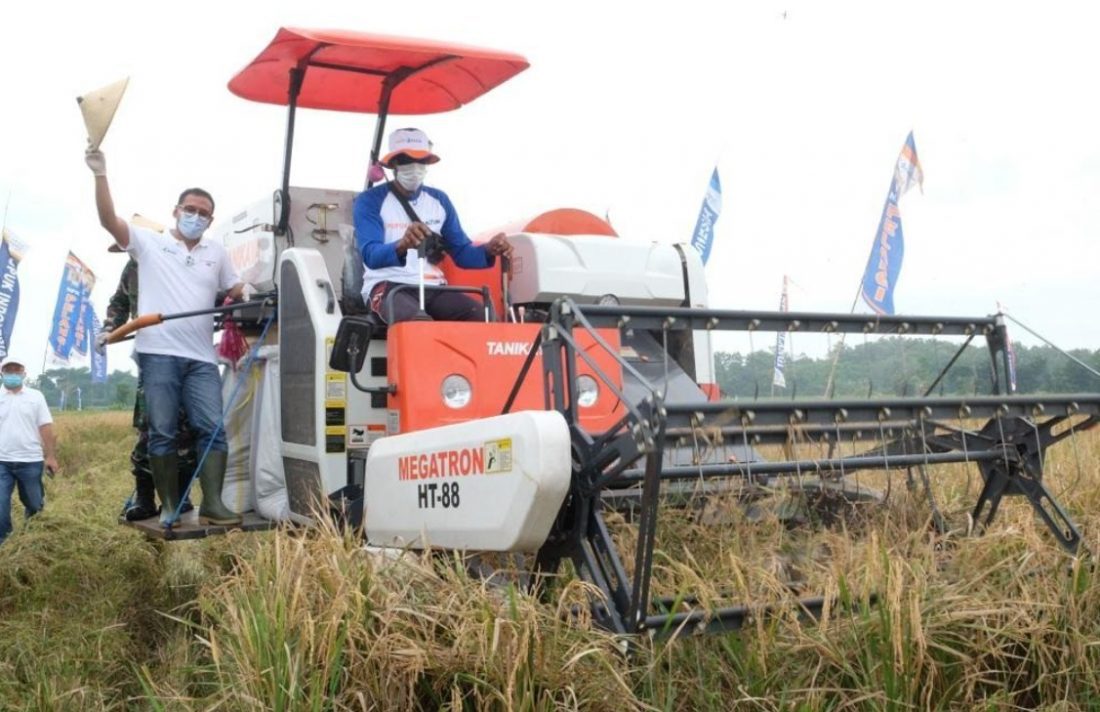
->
[822,284,863,397]
[1,191,10,234]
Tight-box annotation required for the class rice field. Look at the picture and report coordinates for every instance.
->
[2,410,1100,710]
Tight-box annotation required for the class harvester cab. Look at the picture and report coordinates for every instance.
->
[122,27,1100,639]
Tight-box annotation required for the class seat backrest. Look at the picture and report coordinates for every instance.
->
[339,223,365,310]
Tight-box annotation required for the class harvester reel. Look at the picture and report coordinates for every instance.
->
[525,298,1100,636]
[972,415,1083,552]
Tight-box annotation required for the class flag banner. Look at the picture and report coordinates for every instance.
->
[88,304,107,383]
[47,251,96,364]
[860,132,923,315]
[0,228,28,360]
[690,167,722,264]
[73,299,91,357]
[772,276,789,389]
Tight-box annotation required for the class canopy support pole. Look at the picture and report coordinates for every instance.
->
[276,64,306,238]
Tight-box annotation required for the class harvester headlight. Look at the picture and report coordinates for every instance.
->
[576,375,599,408]
[441,374,472,409]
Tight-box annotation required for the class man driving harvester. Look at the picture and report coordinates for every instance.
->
[86,149,245,527]
[353,127,513,323]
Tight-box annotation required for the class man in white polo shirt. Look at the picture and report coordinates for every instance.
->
[0,356,58,545]
[86,149,244,528]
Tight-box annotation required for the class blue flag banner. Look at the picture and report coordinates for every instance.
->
[74,299,91,357]
[772,276,789,389]
[47,252,96,364]
[860,132,923,315]
[0,229,28,361]
[690,168,722,264]
[88,306,107,383]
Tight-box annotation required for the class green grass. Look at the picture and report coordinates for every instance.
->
[3,411,1100,709]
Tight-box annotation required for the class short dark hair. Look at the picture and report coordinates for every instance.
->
[177,188,215,214]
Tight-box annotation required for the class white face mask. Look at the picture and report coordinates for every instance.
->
[177,211,211,240]
[394,163,428,192]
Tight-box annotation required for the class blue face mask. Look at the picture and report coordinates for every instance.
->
[2,374,24,390]
[177,212,211,240]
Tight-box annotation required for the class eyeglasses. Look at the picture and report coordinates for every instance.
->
[178,205,213,219]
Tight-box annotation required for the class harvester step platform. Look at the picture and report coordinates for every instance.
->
[119,510,278,540]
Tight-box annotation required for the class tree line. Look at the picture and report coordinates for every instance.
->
[716,338,1100,399]
[32,368,139,411]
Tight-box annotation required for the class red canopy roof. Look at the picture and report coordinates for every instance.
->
[228,27,529,114]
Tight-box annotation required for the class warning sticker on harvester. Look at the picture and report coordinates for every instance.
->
[348,424,384,448]
[325,373,347,401]
[484,438,513,474]
[325,425,346,453]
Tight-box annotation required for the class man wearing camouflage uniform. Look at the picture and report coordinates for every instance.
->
[98,252,197,521]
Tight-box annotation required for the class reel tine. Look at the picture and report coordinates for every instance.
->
[834,418,847,481]
[1029,418,1045,481]
[900,424,916,492]
[878,418,893,505]
[1059,415,1087,502]
[958,409,973,502]
[919,464,947,535]
[740,426,755,487]
[918,413,948,535]
[793,422,805,497]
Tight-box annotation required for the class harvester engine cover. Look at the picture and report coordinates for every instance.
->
[507,233,687,307]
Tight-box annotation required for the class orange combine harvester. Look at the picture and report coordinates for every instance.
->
[113,27,1100,637]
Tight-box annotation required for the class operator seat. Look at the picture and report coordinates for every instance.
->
[338,254,389,338]
[338,248,494,333]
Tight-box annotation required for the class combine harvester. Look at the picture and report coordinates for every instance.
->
[118,28,1100,636]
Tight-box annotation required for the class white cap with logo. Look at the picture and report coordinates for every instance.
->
[381,128,441,167]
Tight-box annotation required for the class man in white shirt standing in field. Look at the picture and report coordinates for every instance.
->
[0,356,58,545]
[86,149,245,528]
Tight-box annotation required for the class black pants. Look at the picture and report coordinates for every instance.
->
[369,281,484,323]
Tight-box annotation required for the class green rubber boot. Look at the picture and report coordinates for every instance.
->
[149,453,181,527]
[198,450,242,526]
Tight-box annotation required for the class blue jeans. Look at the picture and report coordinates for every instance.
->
[137,354,227,458]
[0,461,45,545]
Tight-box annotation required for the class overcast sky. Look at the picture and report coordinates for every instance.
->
[2,1,1099,376]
